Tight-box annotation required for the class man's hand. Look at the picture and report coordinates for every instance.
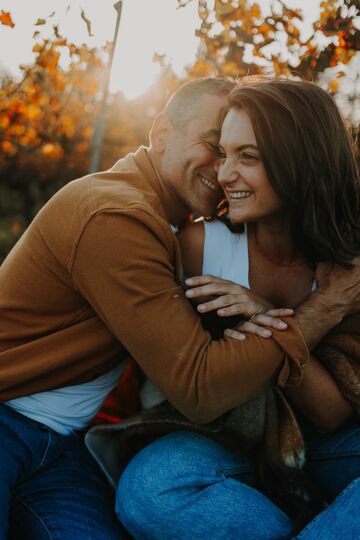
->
[294,257,360,350]
[315,257,360,316]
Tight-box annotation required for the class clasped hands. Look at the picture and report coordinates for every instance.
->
[185,256,360,341]
[185,275,292,341]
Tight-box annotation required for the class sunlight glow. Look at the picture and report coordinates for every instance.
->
[0,0,321,100]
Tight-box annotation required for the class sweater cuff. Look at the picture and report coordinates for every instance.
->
[271,318,309,387]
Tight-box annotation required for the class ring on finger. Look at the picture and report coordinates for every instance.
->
[248,308,266,323]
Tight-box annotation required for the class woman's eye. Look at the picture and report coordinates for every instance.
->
[242,153,260,161]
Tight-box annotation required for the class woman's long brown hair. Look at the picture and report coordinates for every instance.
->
[227,76,360,268]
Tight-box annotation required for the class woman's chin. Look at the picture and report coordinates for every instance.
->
[228,209,248,224]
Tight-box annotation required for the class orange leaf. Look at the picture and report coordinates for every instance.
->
[251,3,261,19]
[329,80,339,92]
[0,10,14,28]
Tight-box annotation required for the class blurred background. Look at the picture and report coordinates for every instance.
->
[0,0,359,261]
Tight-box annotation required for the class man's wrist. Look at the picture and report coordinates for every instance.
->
[294,289,344,349]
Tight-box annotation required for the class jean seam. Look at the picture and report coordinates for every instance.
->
[32,431,53,474]
[307,451,360,462]
[217,465,253,477]
[11,491,53,540]
[306,427,360,456]
[295,478,360,539]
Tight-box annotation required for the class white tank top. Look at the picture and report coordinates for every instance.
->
[203,220,249,286]
[6,362,126,435]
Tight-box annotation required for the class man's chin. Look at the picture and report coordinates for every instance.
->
[193,198,222,219]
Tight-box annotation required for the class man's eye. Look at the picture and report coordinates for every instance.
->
[206,142,226,158]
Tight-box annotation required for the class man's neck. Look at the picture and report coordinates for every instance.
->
[147,150,189,226]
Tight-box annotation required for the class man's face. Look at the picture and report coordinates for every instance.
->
[158,94,228,218]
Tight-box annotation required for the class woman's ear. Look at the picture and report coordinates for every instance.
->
[149,112,173,153]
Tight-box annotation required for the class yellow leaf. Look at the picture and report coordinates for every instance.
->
[35,18,46,26]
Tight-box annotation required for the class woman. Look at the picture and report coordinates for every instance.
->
[116,77,360,539]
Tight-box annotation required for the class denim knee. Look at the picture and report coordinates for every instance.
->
[116,432,255,539]
[115,433,187,539]
[116,432,294,540]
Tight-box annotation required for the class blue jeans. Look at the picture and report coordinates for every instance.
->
[0,403,125,540]
[116,419,360,540]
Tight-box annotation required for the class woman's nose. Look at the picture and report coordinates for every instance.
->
[218,161,237,186]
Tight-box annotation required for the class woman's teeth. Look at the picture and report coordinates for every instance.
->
[228,191,253,199]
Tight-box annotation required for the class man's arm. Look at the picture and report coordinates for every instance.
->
[294,258,360,349]
[71,209,307,424]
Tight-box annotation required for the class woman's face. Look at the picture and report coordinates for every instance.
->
[218,108,285,224]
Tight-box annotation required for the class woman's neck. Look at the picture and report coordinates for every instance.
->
[251,218,306,268]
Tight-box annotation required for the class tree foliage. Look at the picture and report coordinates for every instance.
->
[180,0,360,94]
[0,13,179,260]
[1,1,359,260]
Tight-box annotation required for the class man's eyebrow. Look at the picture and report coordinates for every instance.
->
[201,129,221,139]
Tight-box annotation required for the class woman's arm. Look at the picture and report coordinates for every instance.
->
[284,353,354,431]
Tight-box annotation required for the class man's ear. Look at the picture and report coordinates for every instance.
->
[149,112,173,153]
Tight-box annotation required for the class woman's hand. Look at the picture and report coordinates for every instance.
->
[223,309,293,340]
[185,275,293,340]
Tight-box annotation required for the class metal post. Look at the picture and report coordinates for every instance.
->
[89,1,123,173]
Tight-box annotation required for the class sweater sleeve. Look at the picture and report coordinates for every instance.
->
[71,209,309,424]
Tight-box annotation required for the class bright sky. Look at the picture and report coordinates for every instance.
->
[0,0,321,99]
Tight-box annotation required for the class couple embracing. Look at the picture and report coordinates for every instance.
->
[0,75,359,539]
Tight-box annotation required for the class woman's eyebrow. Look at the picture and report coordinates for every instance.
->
[220,142,258,151]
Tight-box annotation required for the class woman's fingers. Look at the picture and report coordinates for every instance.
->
[249,310,293,330]
[223,328,247,341]
[226,308,294,339]
[185,275,228,287]
[198,298,260,316]
[235,321,273,338]
[185,282,240,300]
[265,308,294,317]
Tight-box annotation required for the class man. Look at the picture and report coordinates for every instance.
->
[0,77,359,539]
